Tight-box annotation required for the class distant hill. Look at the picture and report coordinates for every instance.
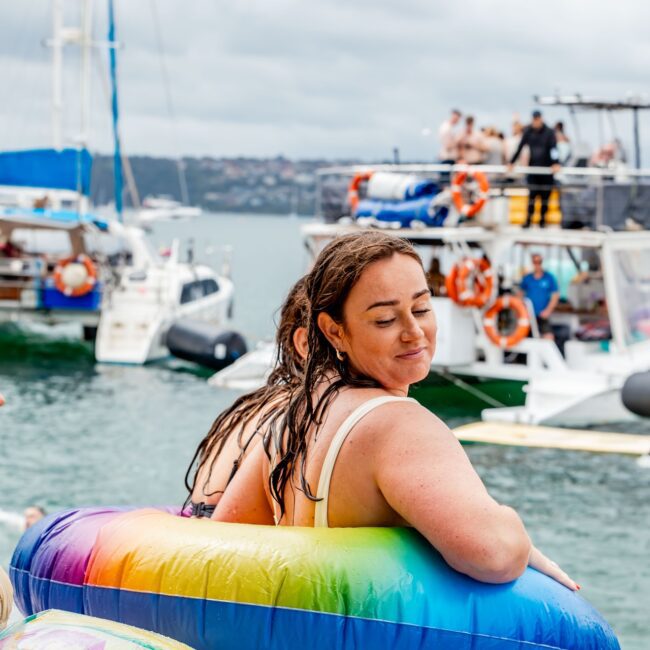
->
[90,154,353,215]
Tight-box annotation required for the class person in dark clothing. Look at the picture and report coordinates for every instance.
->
[509,110,560,227]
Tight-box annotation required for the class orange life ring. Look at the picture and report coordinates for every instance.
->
[451,169,490,218]
[445,257,494,308]
[347,171,373,215]
[483,295,530,348]
[53,254,97,297]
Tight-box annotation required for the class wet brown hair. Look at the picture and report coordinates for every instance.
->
[265,231,423,519]
[184,276,309,506]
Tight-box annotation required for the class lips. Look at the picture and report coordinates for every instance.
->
[396,347,426,360]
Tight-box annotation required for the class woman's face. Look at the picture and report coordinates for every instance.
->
[326,253,436,393]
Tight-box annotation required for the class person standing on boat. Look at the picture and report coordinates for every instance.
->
[554,122,572,165]
[509,110,560,228]
[457,115,487,164]
[425,257,446,297]
[520,253,559,340]
[438,109,462,163]
[505,118,528,166]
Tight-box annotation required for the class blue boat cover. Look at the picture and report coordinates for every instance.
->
[356,196,448,228]
[0,148,93,195]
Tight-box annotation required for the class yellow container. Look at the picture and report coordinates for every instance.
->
[508,189,562,225]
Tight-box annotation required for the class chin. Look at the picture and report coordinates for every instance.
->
[386,365,431,389]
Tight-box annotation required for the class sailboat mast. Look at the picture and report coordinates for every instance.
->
[51,0,63,149]
[108,0,124,221]
[79,0,93,150]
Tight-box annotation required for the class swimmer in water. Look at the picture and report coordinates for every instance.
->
[24,506,46,530]
[214,232,577,590]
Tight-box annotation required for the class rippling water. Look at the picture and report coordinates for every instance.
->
[0,214,649,648]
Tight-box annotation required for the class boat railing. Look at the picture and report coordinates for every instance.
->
[314,163,650,230]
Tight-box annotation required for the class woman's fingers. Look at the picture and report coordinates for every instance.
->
[529,546,579,591]
[546,562,579,591]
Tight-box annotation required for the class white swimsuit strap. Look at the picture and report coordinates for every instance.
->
[313,395,417,528]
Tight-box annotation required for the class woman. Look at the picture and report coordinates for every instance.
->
[554,121,572,165]
[184,277,308,518]
[215,232,577,589]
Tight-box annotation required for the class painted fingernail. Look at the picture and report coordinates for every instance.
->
[575,584,581,591]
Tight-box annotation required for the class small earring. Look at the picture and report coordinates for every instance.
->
[336,349,345,362]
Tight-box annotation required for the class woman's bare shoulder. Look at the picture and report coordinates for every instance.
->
[347,392,452,449]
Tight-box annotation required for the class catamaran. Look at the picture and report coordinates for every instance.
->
[0,1,243,368]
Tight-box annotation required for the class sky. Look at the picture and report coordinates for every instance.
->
[0,0,649,163]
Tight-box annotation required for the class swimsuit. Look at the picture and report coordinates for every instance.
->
[190,429,259,519]
[312,395,416,528]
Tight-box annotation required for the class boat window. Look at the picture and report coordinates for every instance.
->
[181,278,220,303]
[610,249,650,346]
[180,280,204,304]
[9,228,72,255]
[201,278,219,295]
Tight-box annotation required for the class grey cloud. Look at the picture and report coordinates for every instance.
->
[0,0,648,161]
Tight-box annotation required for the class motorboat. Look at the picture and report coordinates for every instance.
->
[213,157,650,426]
[137,195,202,223]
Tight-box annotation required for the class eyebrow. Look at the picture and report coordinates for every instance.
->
[365,289,430,311]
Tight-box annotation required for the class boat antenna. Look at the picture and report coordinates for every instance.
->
[108,0,123,222]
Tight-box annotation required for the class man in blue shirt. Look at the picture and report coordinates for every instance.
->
[520,253,559,339]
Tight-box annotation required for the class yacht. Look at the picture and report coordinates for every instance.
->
[213,156,650,426]
[0,2,241,368]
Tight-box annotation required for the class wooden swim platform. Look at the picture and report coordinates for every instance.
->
[453,421,650,456]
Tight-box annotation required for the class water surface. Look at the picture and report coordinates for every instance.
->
[0,213,648,648]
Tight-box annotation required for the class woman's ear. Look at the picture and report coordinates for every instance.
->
[317,312,345,352]
[292,327,309,361]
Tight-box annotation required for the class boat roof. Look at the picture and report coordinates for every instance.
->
[0,207,109,232]
[534,94,650,112]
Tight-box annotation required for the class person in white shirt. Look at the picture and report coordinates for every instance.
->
[438,109,462,162]
[505,119,528,165]
[457,115,487,164]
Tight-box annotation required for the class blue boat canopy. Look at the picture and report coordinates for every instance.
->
[0,148,93,195]
[0,206,109,232]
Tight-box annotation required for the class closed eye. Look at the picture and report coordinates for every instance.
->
[375,318,396,327]
[413,308,431,317]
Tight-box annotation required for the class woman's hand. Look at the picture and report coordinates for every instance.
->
[528,545,579,591]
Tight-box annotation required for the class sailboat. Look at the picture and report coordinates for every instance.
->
[0,0,244,368]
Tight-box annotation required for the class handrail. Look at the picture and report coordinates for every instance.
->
[316,163,650,179]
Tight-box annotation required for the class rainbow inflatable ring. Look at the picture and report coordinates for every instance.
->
[0,609,190,649]
[10,506,619,650]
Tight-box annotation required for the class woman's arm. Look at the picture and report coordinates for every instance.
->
[373,403,532,584]
[211,442,275,525]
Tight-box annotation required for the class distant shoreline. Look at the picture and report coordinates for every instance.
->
[91,154,362,216]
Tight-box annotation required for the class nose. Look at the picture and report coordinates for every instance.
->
[401,313,424,342]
